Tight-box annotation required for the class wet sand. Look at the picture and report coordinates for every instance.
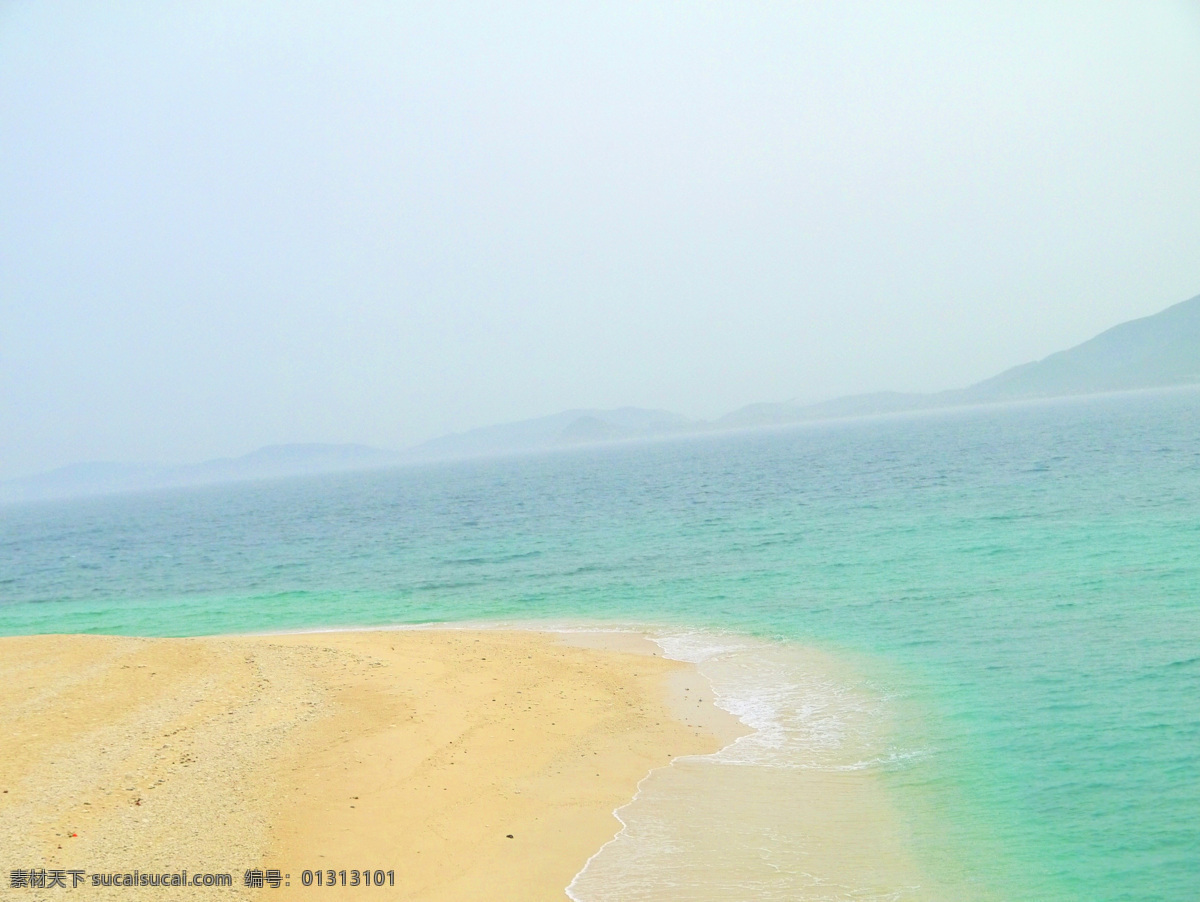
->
[0,629,731,900]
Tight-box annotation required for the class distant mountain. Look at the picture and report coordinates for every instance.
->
[715,391,939,429]
[961,292,1200,401]
[1,443,399,503]
[6,293,1198,503]
[0,416,696,503]
[2,461,171,501]
[404,407,696,460]
[179,443,399,480]
[719,292,1200,428]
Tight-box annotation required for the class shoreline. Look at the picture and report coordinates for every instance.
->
[0,627,735,900]
[0,623,943,899]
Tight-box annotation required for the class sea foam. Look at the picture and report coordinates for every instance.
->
[568,630,931,902]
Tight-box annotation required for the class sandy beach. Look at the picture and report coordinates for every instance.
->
[0,629,734,900]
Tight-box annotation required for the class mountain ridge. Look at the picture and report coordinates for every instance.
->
[5,292,1198,502]
[717,292,1200,427]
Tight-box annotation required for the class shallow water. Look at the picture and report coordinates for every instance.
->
[3,388,1199,900]
[569,632,937,901]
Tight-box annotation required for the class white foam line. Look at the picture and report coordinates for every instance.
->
[562,628,926,898]
[565,630,753,901]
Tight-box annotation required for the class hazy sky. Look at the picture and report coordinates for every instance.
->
[3,2,1200,478]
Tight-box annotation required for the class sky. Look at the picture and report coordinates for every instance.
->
[2,1,1200,479]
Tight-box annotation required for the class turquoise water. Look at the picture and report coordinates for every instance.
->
[3,389,1199,899]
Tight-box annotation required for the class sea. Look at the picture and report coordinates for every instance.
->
[2,388,1198,901]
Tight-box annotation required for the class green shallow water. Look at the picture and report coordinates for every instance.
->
[3,389,1199,899]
